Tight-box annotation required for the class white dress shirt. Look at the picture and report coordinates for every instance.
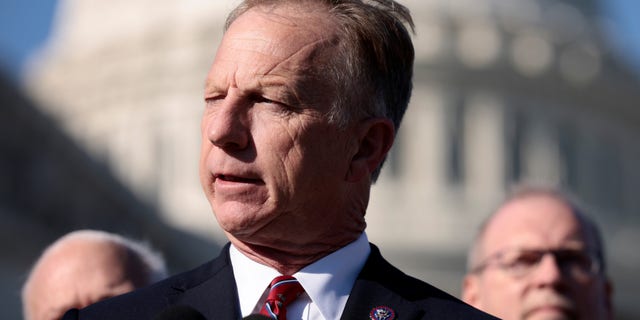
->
[229,232,371,320]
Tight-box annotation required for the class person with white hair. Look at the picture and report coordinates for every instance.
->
[22,229,167,320]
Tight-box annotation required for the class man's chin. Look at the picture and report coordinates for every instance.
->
[523,306,576,320]
[212,201,269,226]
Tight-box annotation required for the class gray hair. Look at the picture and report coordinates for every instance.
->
[224,0,415,181]
[64,230,168,283]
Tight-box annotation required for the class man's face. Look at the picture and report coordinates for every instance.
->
[199,5,365,249]
[463,196,612,320]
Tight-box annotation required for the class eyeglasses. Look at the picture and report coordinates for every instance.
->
[471,248,601,280]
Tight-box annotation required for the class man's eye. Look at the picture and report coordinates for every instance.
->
[558,251,591,267]
[511,252,541,267]
[205,95,225,106]
[254,95,297,114]
[255,96,278,105]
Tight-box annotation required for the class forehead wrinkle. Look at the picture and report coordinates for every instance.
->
[232,37,335,105]
[260,37,336,108]
[205,37,325,96]
[262,37,334,75]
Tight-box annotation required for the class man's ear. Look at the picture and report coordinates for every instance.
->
[346,117,394,182]
[462,274,480,307]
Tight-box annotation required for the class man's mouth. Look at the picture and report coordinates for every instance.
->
[215,174,262,184]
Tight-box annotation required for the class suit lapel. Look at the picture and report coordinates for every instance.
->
[166,244,241,319]
[341,244,425,320]
[341,281,424,320]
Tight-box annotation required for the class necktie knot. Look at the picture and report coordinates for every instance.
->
[259,275,304,320]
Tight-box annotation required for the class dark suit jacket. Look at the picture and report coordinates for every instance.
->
[62,243,498,319]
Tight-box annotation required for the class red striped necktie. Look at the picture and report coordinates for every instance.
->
[259,275,305,320]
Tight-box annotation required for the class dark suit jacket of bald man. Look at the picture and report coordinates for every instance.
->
[62,243,498,319]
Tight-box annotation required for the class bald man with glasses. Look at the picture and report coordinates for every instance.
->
[462,187,613,320]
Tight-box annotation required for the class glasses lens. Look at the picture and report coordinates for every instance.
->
[476,248,600,279]
[556,249,599,278]
[502,250,543,277]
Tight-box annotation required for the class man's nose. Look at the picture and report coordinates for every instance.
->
[205,96,250,150]
[531,253,564,286]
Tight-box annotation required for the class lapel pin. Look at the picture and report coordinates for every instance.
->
[369,306,395,320]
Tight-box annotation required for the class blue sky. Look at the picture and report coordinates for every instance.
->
[601,0,640,74]
[0,0,58,81]
[1,0,639,83]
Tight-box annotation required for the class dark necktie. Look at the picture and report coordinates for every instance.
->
[259,275,305,320]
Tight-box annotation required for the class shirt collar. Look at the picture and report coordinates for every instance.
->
[295,232,370,320]
[229,244,280,315]
[230,233,370,319]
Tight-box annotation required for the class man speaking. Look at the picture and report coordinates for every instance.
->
[64,0,496,319]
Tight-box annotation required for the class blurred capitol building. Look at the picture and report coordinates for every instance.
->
[22,0,640,318]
